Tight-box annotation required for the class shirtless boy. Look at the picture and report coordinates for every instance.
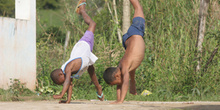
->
[103,0,145,104]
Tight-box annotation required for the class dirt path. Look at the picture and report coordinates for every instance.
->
[0,100,219,110]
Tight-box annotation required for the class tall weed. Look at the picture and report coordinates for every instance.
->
[36,0,220,101]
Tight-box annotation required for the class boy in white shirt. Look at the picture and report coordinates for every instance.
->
[50,0,104,103]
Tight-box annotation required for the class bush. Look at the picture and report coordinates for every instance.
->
[0,0,15,17]
[38,26,66,44]
[37,0,61,10]
[36,0,220,101]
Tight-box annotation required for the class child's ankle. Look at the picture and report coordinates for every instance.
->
[79,10,85,15]
[97,85,102,91]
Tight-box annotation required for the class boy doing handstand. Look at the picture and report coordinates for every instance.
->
[51,0,104,103]
[103,0,145,104]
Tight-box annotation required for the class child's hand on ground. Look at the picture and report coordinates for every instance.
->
[53,95,62,99]
[110,101,123,104]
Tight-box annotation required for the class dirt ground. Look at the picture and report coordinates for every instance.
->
[0,100,219,110]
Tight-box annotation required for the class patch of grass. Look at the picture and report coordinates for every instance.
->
[35,0,220,102]
[37,9,65,35]
[0,79,55,101]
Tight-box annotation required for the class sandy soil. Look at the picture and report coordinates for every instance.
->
[0,100,219,110]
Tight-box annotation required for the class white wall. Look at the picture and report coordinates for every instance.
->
[0,0,36,91]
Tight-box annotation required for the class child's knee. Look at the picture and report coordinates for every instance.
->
[90,21,96,27]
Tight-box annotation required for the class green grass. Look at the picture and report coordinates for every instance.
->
[34,0,220,102]
[0,79,53,101]
[36,9,66,35]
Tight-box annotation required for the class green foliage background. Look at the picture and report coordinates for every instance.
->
[0,0,219,101]
[36,0,220,101]
[37,0,61,9]
[0,0,15,17]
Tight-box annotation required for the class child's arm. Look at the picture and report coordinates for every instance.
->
[110,85,121,104]
[112,69,129,104]
[116,85,121,101]
[66,81,73,102]
[59,79,73,103]
[53,70,72,99]
[120,71,129,102]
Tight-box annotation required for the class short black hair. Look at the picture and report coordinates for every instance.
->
[50,69,61,84]
[103,67,117,84]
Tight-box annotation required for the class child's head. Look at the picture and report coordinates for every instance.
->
[103,67,122,85]
[50,69,65,85]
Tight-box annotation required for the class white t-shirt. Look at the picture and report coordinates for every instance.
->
[61,41,98,79]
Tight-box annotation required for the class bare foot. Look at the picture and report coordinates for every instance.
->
[76,0,86,14]
[78,1,86,15]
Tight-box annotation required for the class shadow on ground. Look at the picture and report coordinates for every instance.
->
[174,105,220,110]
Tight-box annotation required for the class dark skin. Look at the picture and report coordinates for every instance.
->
[109,0,145,104]
[53,1,104,103]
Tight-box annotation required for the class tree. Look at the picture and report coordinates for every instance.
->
[106,0,122,43]
[113,0,122,43]
[122,0,130,34]
[195,0,210,72]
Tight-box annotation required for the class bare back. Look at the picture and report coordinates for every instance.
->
[119,35,145,72]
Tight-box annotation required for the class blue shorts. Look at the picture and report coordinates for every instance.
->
[122,17,145,49]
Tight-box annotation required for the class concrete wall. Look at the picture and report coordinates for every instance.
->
[0,0,36,91]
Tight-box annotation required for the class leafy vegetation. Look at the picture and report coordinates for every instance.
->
[0,0,15,17]
[0,0,219,101]
[37,0,61,10]
[0,79,48,101]
[35,0,219,101]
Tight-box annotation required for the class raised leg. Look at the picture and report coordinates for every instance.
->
[130,0,144,19]
[78,1,96,33]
